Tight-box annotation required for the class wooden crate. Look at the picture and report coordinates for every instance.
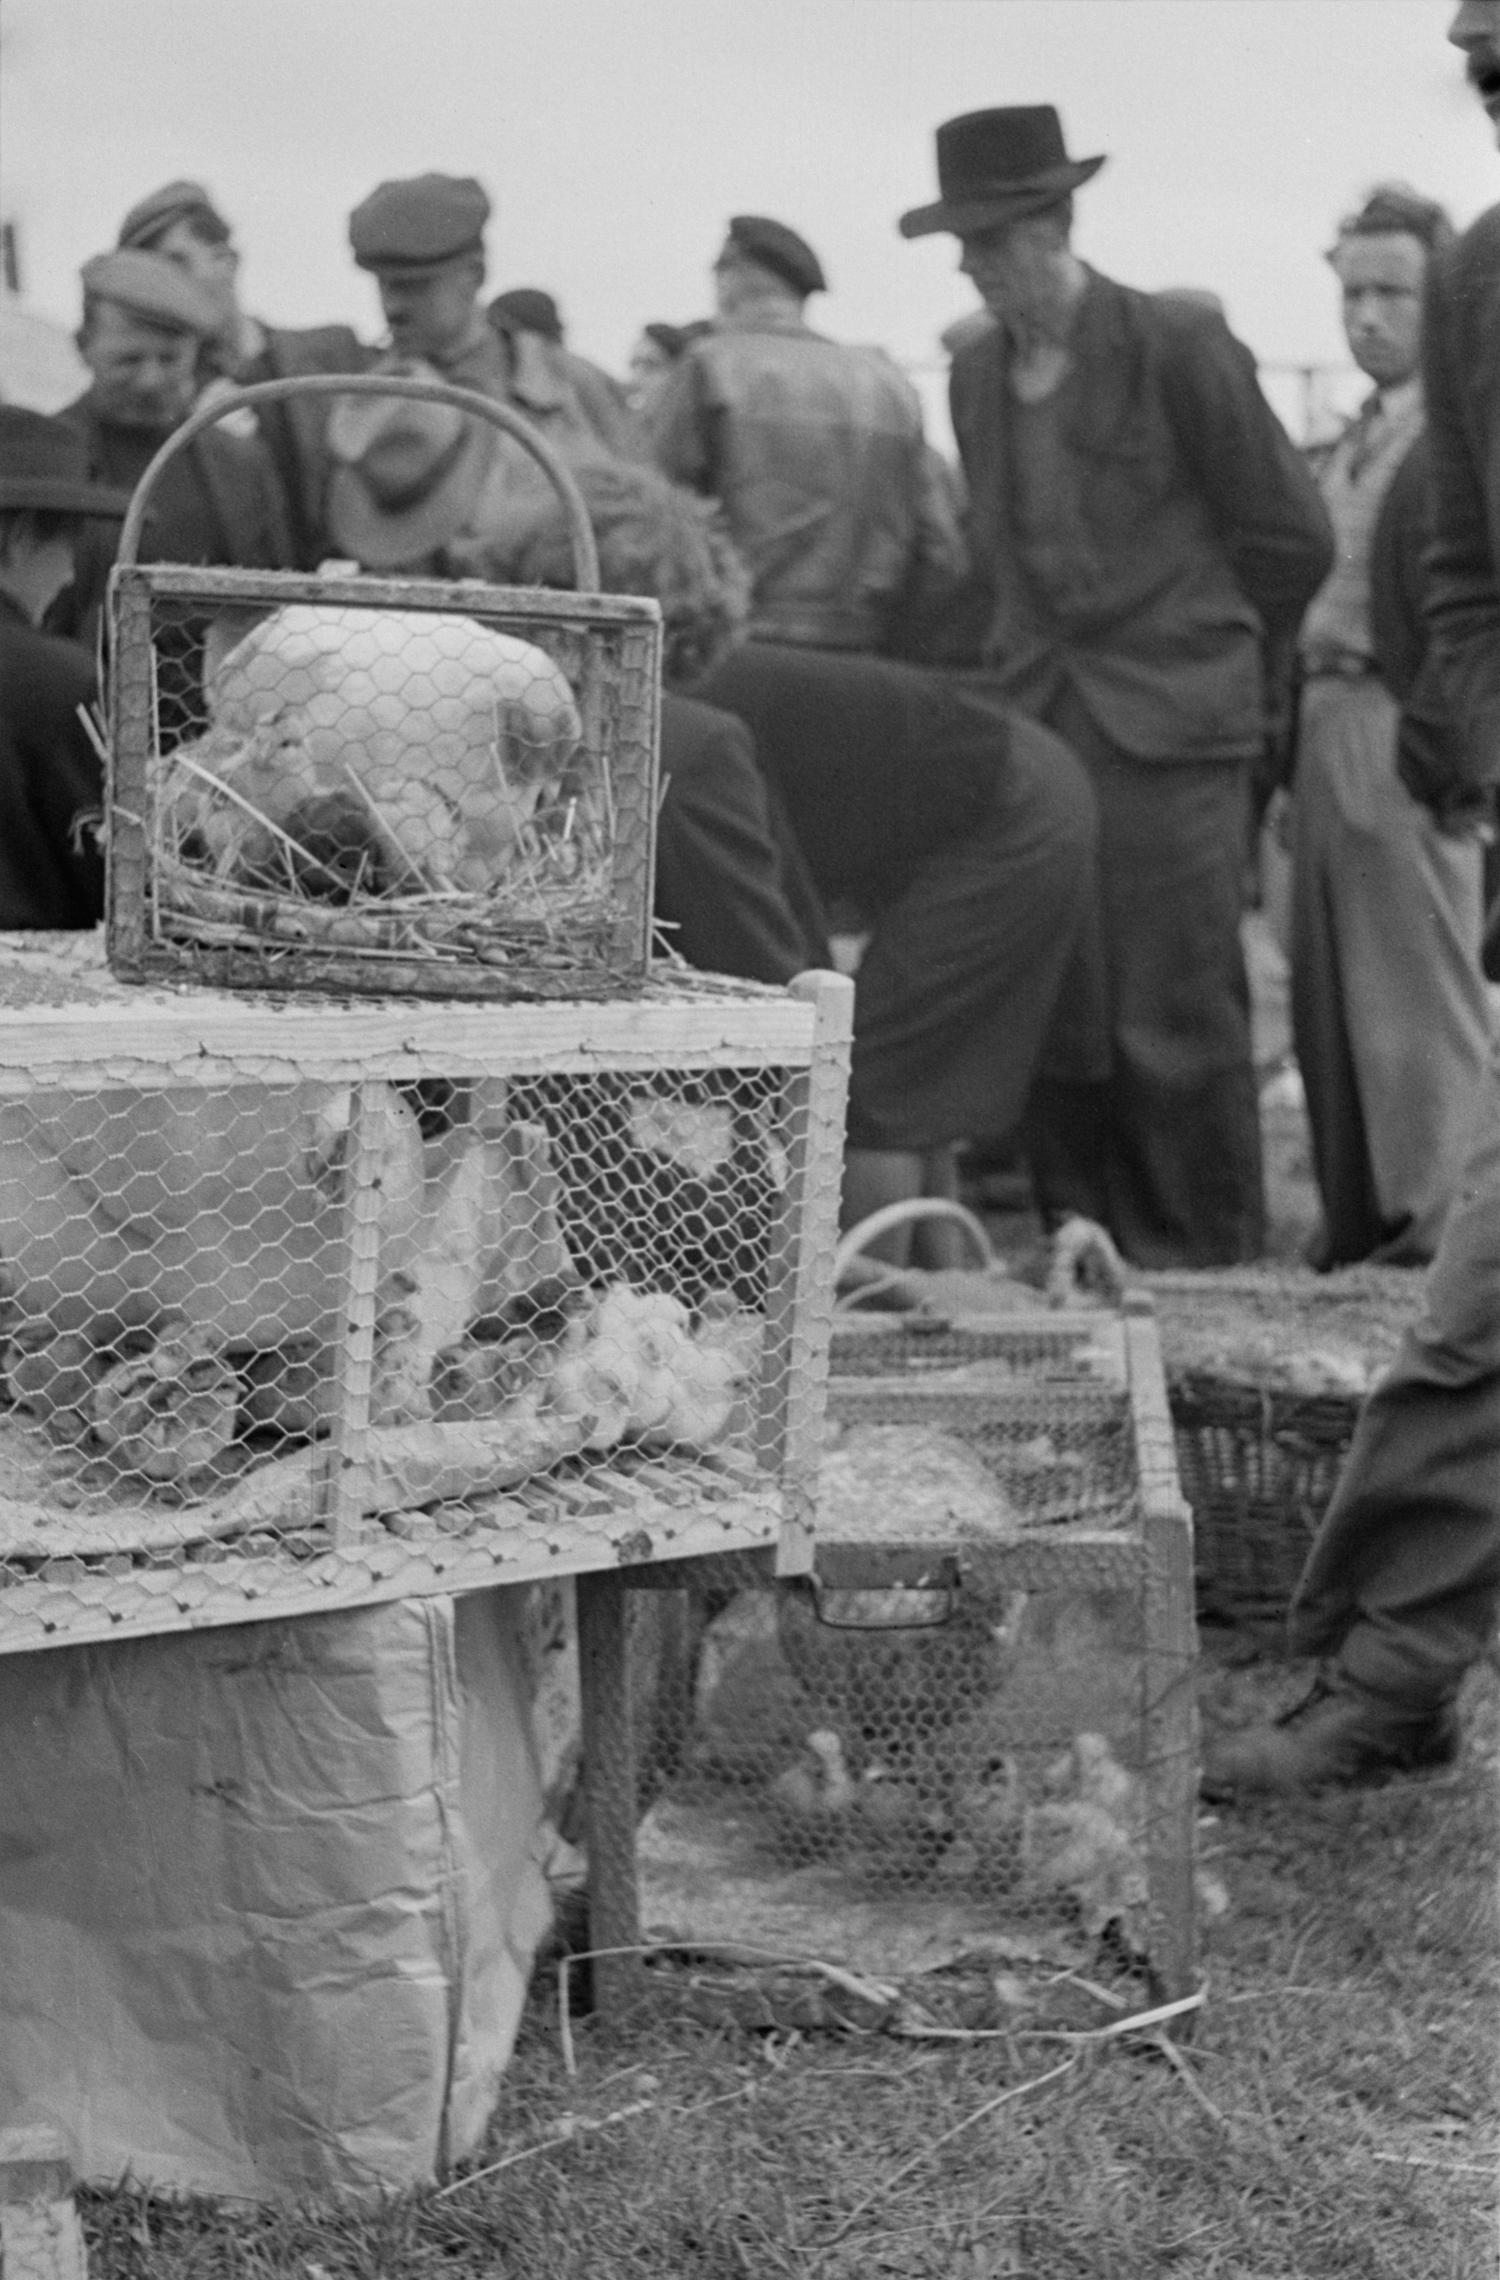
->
[0,935,850,1656]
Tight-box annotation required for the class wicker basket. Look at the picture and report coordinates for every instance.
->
[1141,1267,1417,1632]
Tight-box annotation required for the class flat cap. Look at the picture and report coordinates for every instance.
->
[348,174,491,271]
[117,178,227,250]
[488,287,562,341]
[79,249,222,338]
[724,215,826,297]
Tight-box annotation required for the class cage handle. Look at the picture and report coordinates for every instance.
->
[833,1199,998,1310]
[788,1575,961,1632]
[112,370,601,589]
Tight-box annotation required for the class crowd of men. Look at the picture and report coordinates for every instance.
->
[2,14,1499,1796]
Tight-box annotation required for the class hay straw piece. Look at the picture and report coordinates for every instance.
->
[166,750,350,896]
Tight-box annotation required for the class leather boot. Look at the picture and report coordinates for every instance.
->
[1202,1675,1461,1798]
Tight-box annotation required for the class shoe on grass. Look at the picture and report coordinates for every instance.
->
[1201,1676,1461,1798]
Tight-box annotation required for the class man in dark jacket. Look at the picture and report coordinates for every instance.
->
[1206,0,1500,1793]
[115,179,369,567]
[653,215,967,655]
[901,107,1334,1266]
[51,249,293,653]
[0,408,131,927]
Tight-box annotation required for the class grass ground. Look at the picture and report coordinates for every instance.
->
[75,915,1499,2276]
[79,1652,1498,2276]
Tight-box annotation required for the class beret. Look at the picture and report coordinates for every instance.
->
[488,287,562,341]
[79,249,222,338]
[725,215,826,297]
[349,175,491,271]
[117,178,226,250]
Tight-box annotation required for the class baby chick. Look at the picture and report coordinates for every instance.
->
[767,1728,856,1851]
[1022,1798,1147,1942]
[1046,1730,1141,1832]
[856,1763,953,1877]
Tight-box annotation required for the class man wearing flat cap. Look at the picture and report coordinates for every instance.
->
[51,248,293,652]
[651,214,966,656]
[345,172,640,540]
[901,106,1334,1266]
[116,178,368,565]
[0,407,132,927]
[487,286,641,461]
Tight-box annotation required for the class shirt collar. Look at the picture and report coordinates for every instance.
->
[718,306,815,339]
[1373,375,1422,423]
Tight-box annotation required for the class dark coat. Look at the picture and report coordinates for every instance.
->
[1417,203,1500,799]
[950,269,1333,761]
[48,389,294,651]
[0,597,106,928]
[236,322,370,568]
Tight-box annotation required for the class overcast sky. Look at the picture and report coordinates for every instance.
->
[2,0,1494,408]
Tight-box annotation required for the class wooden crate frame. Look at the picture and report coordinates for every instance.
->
[580,1299,1201,2014]
[0,938,851,1658]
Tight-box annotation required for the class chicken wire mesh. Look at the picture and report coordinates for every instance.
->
[0,938,850,1655]
[618,1310,1203,1998]
[105,566,661,999]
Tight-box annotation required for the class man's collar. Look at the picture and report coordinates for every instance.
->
[1374,375,1422,420]
[717,306,814,339]
[426,309,501,375]
[0,590,36,632]
[1001,255,1090,358]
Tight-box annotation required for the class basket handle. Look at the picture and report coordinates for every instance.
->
[113,370,601,589]
[833,1198,999,1294]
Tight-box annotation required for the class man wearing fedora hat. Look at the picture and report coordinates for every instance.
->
[116,179,369,567]
[50,248,293,654]
[0,407,132,928]
[652,215,966,656]
[902,107,1333,1267]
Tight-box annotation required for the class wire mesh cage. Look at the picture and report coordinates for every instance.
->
[0,937,850,1657]
[611,1307,1204,2003]
[104,377,662,1001]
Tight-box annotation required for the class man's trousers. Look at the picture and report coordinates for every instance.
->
[1288,1037,1500,1703]
[1291,674,1491,1267]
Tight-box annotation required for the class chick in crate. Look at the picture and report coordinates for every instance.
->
[0,1078,578,1483]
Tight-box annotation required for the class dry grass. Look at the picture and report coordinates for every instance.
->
[78,1652,1498,2279]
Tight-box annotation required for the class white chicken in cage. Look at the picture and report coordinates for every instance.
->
[159,604,586,900]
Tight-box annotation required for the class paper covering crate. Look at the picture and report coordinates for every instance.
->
[104,375,662,1001]
[0,936,850,1658]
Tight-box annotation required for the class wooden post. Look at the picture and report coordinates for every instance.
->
[761,971,853,1577]
[1126,1298,1200,2012]
[0,2127,88,2280]
[104,569,155,978]
[576,1566,643,2020]
[314,1081,387,1543]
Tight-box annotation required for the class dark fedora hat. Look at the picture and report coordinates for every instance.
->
[899,107,1106,239]
[0,406,133,518]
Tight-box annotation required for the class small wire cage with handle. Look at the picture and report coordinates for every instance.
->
[104,374,662,1001]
